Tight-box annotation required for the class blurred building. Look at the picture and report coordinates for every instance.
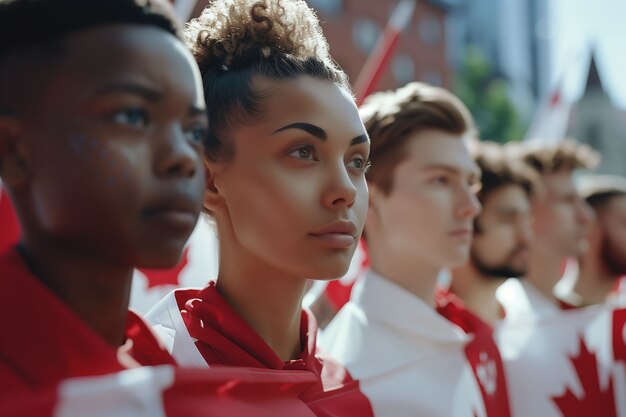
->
[307,0,454,92]
[189,0,455,93]
[447,0,550,119]
[569,56,626,177]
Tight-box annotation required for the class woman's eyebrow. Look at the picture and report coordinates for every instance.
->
[350,134,369,146]
[272,122,327,141]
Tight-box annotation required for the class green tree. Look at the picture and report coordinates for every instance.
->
[453,46,525,143]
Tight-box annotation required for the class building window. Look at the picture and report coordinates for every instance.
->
[392,54,416,86]
[353,17,381,54]
[308,0,343,16]
[418,16,441,46]
[422,69,443,86]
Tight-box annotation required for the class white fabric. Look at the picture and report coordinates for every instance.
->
[496,278,561,321]
[495,304,626,416]
[145,290,208,368]
[56,366,174,417]
[320,270,490,417]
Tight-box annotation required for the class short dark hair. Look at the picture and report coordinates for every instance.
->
[360,82,476,194]
[0,0,178,53]
[472,141,538,234]
[508,139,600,175]
[0,0,180,112]
[578,174,626,210]
[186,0,350,162]
[473,141,538,202]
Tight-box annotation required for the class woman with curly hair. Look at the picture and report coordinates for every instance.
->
[146,0,374,415]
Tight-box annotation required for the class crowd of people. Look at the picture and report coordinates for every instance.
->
[0,0,624,416]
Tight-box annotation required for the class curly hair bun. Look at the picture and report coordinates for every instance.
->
[186,0,333,71]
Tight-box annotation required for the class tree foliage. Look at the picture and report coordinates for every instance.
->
[453,46,525,143]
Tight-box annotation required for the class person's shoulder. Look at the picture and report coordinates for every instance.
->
[0,247,23,274]
[0,358,29,395]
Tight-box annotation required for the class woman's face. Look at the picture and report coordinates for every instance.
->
[207,75,369,280]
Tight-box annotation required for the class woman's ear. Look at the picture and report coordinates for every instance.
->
[203,156,225,212]
[0,116,29,187]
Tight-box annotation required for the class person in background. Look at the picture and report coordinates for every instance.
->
[494,146,626,417]
[321,82,513,417]
[450,141,536,325]
[555,174,626,307]
[496,140,598,318]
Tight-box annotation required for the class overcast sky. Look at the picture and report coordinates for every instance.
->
[549,0,626,108]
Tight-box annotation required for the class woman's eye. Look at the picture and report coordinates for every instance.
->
[431,176,449,185]
[287,145,316,161]
[470,180,483,194]
[348,157,371,173]
[184,126,208,144]
[110,108,149,128]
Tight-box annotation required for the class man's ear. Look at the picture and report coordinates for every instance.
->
[0,116,28,187]
[202,156,226,212]
[365,183,383,231]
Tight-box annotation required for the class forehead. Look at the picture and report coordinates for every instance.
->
[249,75,364,138]
[604,195,626,216]
[401,129,478,174]
[482,184,531,213]
[42,25,200,106]
[541,170,576,194]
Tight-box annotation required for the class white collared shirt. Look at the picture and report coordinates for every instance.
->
[496,277,561,321]
[320,270,490,417]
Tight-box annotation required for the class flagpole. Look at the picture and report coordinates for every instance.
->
[354,0,416,106]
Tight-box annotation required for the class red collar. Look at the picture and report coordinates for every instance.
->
[179,282,321,374]
[0,248,174,392]
[435,287,494,336]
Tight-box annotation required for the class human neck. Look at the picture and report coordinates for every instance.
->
[568,251,615,306]
[19,233,133,348]
[368,244,440,307]
[451,264,504,325]
[215,241,306,362]
[526,243,563,304]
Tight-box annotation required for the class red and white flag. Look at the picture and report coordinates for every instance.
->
[0,365,330,417]
[496,292,626,416]
[524,78,573,145]
[321,271,512,417]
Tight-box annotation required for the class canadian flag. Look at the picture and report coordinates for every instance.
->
[0,365,330,417]
[496,303,626,416]
[524,79,573,145]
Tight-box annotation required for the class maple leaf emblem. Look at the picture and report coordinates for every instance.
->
[476,351,497,396]
[139,247,190,289]
[552,337,616,417]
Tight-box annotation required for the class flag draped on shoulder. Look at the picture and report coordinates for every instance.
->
[0,365,328,417]
[320,271,512,417]
[145,284,375,417]
[496,282,626,416]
